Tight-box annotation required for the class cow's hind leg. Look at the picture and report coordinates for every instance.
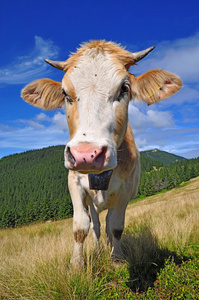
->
[106,208,113,246]
[109,203,128,261]
[89,204,100,248]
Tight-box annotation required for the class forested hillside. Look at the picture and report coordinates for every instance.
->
[0,146,72,228]
[0,146,199,228]
[138,157,199,196]
[141,149,185,165]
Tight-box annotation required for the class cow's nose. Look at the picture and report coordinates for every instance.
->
[66,143,107,171]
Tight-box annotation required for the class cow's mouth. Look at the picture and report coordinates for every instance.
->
[88,169,113,190]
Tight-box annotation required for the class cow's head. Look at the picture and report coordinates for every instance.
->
[21,41,182,177]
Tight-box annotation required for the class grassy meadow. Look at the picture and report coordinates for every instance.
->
[0,177,199,299]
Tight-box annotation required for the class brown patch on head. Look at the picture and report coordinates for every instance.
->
[82,41,135,80]
[62,75,79,139]
[74,230,87,243]
[79,40,135,68]
[66,99,79,139]
[114,101,129,148]
[62,73,77,100]
[116,123,139,179]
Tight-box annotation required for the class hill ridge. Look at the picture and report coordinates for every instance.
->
[141,148,185,165]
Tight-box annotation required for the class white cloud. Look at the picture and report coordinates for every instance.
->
[35,112,51,122]
[128,101,199,159]
[19,119,45,130]
[128,103,174,131]
[147,110,174,128]
[0,112,68,153]
[52,112,68,131]
[133,120,199,159]
[0,36,59,85]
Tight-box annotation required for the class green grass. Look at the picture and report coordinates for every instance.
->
[132,179,192,204]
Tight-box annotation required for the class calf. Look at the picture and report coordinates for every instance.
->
[21,40,182,267]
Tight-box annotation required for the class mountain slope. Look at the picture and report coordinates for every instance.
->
[141,149,185,165]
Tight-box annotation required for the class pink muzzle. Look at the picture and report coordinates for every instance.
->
[66,143,107,171]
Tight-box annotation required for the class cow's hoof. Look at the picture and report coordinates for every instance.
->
[111,252,124,267]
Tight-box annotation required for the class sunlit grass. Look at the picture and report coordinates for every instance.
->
[0,177,198,299]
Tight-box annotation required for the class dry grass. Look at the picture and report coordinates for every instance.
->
[0,220,74,299]
[125,177,199,252]
[0,177,198,299]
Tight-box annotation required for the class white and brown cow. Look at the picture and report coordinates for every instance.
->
[21,41,182,267]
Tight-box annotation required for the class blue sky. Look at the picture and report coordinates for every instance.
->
[1,0,199,159]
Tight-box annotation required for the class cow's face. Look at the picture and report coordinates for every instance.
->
[21,41,182,175]
[62,48,131,173]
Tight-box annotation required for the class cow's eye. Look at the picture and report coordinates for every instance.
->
[121,82,130,94]
[62,89,72,104]
[118,82,130,101]
[65,95,72,104]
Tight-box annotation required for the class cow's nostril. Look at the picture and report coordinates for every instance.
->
[95,147,107,164]
[66,147,76,166]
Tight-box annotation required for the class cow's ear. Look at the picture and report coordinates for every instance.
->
[130,70,182,105]
[21,79,65,110]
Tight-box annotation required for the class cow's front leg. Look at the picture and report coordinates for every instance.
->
[68,171,90,268]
